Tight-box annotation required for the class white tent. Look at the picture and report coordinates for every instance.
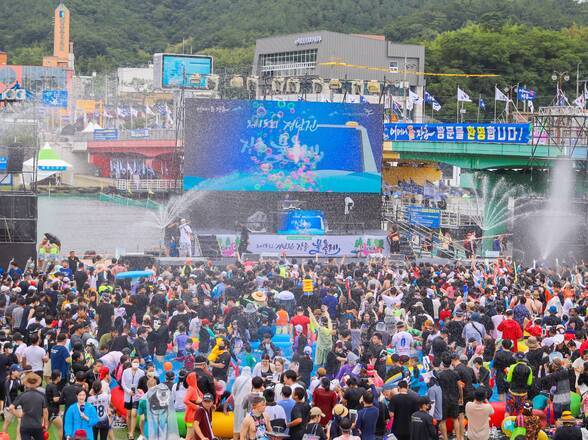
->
[81,121,103,133]
[23,142,72,182]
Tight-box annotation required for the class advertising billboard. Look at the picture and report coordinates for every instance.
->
[183,99,383,193]
[153,53,213,90]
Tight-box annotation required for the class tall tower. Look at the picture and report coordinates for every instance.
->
[43,1,74,69]
[53,2,70,61]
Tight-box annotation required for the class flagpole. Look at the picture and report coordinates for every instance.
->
[493,85,497,123]
[477,94,481,123]
[456,86,459,123]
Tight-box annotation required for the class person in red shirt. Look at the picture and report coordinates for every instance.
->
[290,307,310,338]
[193,393,215,440]
[525,318,543,338]
[312,377,338,426]
[498,309,523,351]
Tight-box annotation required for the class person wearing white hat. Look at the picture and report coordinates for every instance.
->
[178,218,193,257]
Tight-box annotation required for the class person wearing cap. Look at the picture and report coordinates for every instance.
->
[409,396,437,440]
[178,218,193,258]
[241,396,271,440]
[8,372,48,440]
[553,411,581,440]
[303,406,327,440]
[543,305,563,327]
[2,363,23,435]
[505,353,533,417]
[193,393,215,440]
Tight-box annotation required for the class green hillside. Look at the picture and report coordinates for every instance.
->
[0,0,587,73]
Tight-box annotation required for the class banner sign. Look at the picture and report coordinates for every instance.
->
[384,123,531,144]
[246,234,387,257]
[0,157,6,171]
[129,128,150,138]
[216,234,240,258]
[42,90,68,108]
[93,129,119,141]
[517,87,536,101]
[406,207,441,229]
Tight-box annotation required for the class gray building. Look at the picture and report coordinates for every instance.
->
[252,31,425,120]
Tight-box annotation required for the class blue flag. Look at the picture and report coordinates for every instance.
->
[479,98,486,110]
[424,90,435,104]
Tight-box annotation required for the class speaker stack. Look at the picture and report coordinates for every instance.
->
[0,143,37,268]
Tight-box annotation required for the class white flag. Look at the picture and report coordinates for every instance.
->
[527,100,534,113]
[432,101,442,112]
[409,90,422,104]
[495,87,509,102]
[574,93,585,108]
[457,87,471,102]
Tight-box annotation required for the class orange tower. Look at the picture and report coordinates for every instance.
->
[43,2,74,69]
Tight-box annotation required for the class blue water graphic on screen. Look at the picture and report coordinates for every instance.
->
[162,55,212,89]
[183,99,383,193]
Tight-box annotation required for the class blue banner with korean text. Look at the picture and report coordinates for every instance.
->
[384,123,531,144]
[406,206,441,229]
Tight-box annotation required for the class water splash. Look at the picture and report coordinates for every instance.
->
[536,159,579,260]
[470,175,528,232]
[143,190,205,253]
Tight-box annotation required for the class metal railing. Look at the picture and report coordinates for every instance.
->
[114,179,182,193]
[382,198,482,229]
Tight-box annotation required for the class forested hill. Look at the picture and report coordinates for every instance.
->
[0,0,587,73]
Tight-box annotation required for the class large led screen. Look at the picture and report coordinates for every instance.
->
[184,99,382,193]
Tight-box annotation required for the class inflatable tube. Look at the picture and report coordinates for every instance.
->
[532,394,548,410]
[502,417,547,440]
[570,392,581,417]
[174,412,234,439]
[212,411,235,439]
[115,270,154,280]
[111,387,127,418]
[489,401,506,427]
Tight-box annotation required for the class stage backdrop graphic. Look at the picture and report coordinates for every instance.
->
[184,99,383,193]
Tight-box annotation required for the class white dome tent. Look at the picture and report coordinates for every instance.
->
[23,142,72,183]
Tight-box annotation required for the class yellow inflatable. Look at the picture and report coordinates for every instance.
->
[517,339,528,353]
[212,411,235,439]
[501,416,547,440]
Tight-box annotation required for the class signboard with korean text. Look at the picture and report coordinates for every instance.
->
[384,123,531,144]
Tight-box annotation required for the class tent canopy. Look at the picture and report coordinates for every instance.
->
[23,142,72,181]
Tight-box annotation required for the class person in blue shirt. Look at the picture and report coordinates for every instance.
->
[355,390,379,440]
[277,385,296,422]
[50,333,71,388]
[64,389,99,440]
[322,289,338,319]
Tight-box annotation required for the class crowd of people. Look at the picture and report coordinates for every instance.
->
[0,252,587,440]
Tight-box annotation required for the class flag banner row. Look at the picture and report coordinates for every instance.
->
[384,122,531,144]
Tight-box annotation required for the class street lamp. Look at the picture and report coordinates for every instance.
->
[552,71,570,105]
